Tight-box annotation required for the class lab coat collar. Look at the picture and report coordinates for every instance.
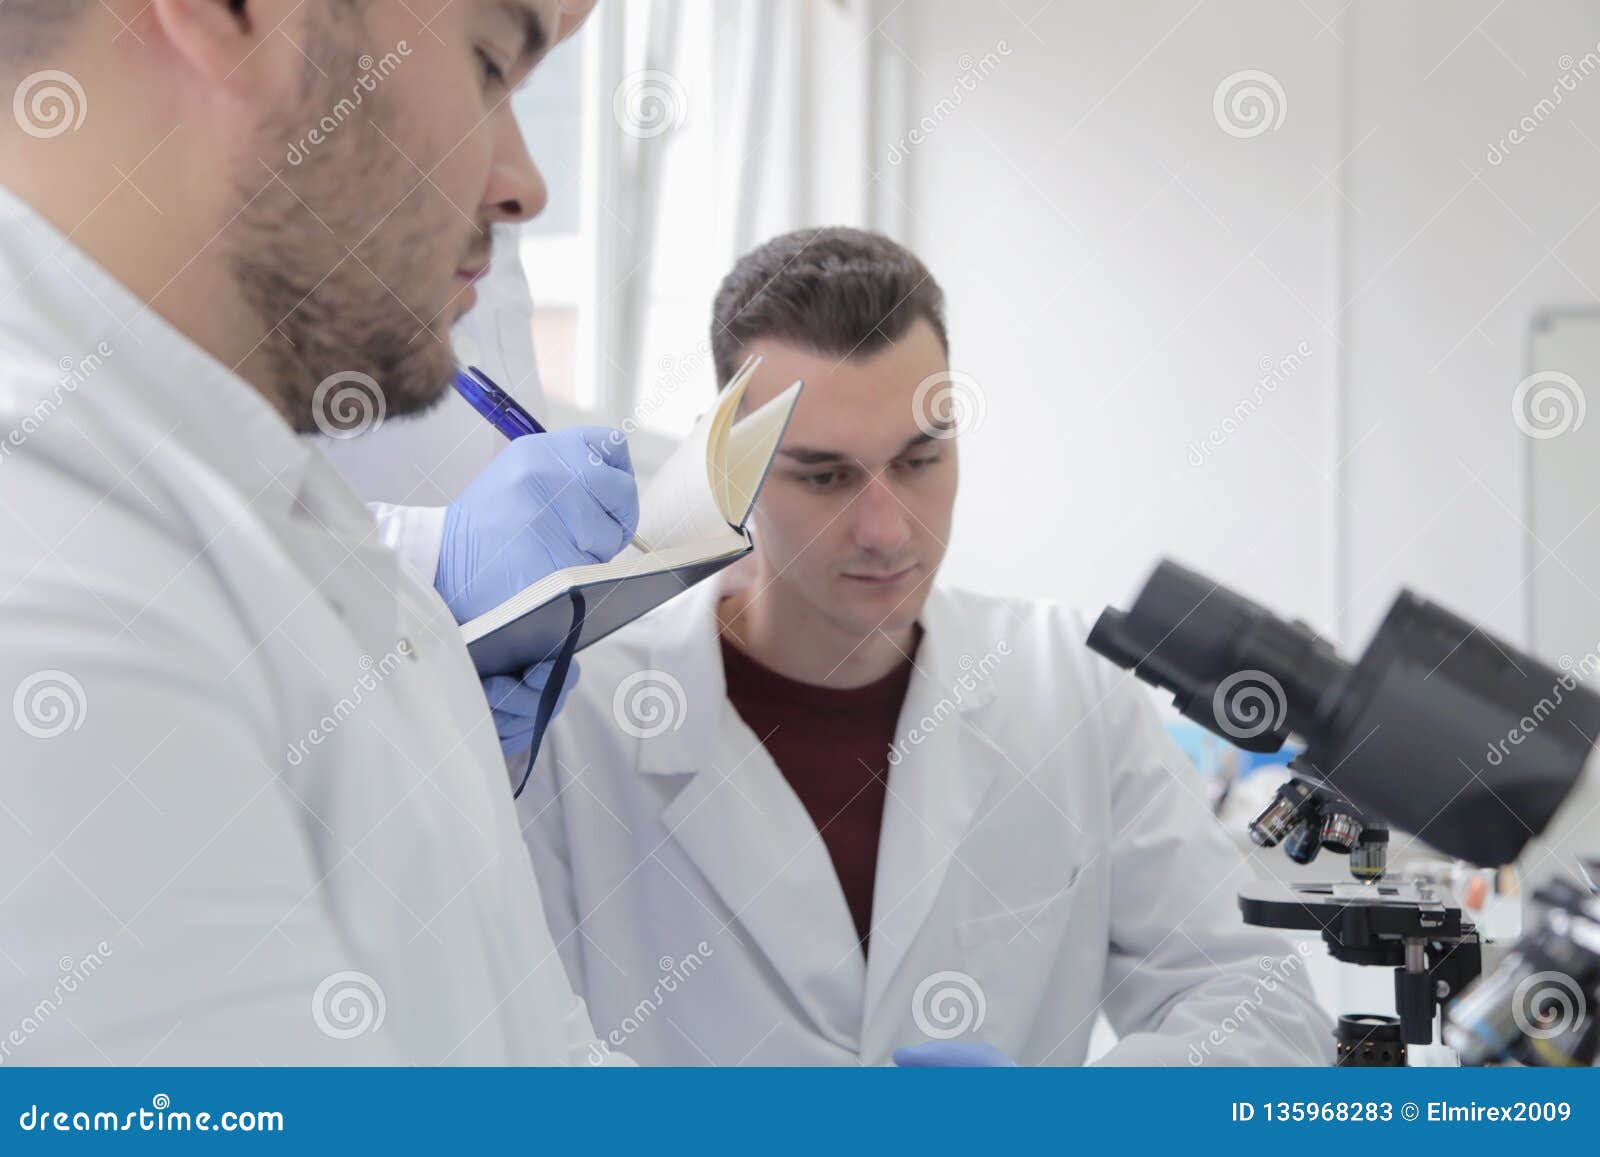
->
[635,575,733,777]
[0,182,354,533]
[633,576,1005,1042]
[862,586,1003,1024]
[0,183,412,644]
[634,580,1002,773]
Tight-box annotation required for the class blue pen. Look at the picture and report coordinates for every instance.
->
[453,364,650,552]
[453,364,546,439]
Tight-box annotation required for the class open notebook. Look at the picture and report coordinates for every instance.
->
[463,356,802,677]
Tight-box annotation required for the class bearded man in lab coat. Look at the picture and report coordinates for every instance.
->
[0,0,638,1064]
[516,227,1334,1066]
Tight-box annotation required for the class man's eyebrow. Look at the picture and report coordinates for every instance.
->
[777,432,940,466]
[778,446,846,466]
[495,0,549,69]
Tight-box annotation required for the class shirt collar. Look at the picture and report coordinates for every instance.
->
[0,180,331,523]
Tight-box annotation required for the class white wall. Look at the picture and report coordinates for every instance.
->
[890,0,1600,652]
[1342,0,1600,648]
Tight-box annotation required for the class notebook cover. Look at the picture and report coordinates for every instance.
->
[465,543,752,678]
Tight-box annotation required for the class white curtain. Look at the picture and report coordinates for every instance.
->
[602,0,881,416]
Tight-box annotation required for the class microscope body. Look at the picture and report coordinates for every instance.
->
[1090,560,1600,1065]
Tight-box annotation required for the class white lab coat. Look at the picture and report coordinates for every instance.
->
[0,185,617,1065]
[520,578,1334,1065]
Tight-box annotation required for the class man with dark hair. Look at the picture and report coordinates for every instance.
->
[0,1,642,1064]
[709,227,949,388]
[516,226,1332,1066]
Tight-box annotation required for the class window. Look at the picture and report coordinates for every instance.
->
[508,1,883,473]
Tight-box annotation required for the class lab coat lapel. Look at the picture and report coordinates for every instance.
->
[261,453,418,647]
[642,581,868,1051]
[863,588,1001,1025]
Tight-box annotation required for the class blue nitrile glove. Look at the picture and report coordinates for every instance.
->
[892,1041,1017,1067]
[483,658,580,757]
[435,428,638,623]
[435,429,637,756]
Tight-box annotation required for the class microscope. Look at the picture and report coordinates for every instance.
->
[1235,775,1478,1065]
[1088,559,1600,1066]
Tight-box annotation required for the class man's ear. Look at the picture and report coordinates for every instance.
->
[145,0,268,87]
[555,0,599,47]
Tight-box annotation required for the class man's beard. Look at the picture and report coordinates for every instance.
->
[226,48,474,434]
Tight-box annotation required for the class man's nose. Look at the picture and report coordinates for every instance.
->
[851,472,912,554]
[482,112,547,225]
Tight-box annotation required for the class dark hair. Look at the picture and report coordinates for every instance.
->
[710,226,948,388]
[1,1,95,61]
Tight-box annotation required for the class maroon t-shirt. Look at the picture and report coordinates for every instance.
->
[719,634,918,955]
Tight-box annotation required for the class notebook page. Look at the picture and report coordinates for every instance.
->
[633,356,759,551]
[715,380,803,527]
